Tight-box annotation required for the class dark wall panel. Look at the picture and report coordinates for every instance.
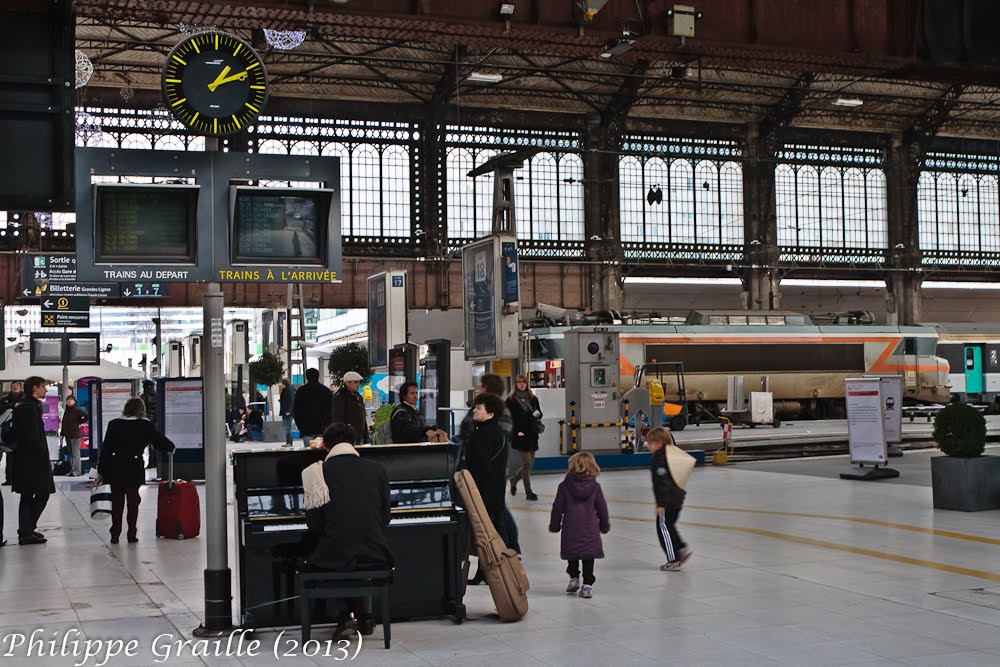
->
[0,0,74,211]
[645,343,866,373]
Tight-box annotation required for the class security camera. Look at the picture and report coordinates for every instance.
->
[16,327,24,335]
[536,303,571,320]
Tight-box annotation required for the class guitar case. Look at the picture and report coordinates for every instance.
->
[453,469,529,621]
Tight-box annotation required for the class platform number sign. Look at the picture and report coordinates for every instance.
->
[475,251,488,283]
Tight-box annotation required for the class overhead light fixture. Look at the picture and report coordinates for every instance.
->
[832,97,864,107]
[499,3,515,15]
[600,29,638,59]
[468,72,503,84]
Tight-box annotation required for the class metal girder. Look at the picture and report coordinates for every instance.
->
[904,83,966,148]
[758,72,815,155]
[602,60,651,137]
[428,46,467,111]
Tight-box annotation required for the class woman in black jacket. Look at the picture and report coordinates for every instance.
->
[97,397,175,543]
[506,375,542,501]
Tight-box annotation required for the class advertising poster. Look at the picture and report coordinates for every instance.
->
[845,378,887,464]
[367,275,388,367]
[501,240,518,307]
[463,239,496,359]
[163,379,204,450]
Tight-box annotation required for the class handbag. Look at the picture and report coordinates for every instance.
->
[90,483,113,520]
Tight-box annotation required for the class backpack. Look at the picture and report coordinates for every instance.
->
[372,404,394,445]
[0,408,19,453]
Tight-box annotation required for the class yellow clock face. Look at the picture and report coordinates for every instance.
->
[161,32,268,137]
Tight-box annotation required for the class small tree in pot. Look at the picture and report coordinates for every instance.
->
[249,352,285,422]
[930,402,999,511]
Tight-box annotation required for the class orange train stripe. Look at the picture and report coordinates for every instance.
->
[621,336,902,344]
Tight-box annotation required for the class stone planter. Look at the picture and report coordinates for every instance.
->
[931,455,1000,512]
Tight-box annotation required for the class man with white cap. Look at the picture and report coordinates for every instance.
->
[331,371,370,444]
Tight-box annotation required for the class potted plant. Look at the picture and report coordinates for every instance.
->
[930,402,1000,511]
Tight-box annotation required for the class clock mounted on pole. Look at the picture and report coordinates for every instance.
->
[161,31,268,136]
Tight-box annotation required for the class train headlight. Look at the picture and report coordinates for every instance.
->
[697,392,704,400]
[812,389,820,397]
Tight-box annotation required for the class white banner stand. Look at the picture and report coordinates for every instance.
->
[840,377,900,481]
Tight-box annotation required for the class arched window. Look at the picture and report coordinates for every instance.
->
[618,150,743,248]
[382,145,410,238]
[351,144,380,237]
[775,145,886,256]
[446,146,583,245]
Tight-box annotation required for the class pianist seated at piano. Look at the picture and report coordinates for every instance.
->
[298,422,395,639]
[390,382,449,444]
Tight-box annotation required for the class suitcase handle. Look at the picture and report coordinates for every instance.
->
[167,450,174,490]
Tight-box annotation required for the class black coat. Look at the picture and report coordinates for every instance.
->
[98,417,176,488]
[304,455,394,571]
[60,405,89,439]
[279,384,296,417]
[507,394,542,452]
[331,387,369,443]
[389,403,429,444]
[11,397,55,496]
[292,380,333,436]
[650,447,686,509]
[464,418,508,522]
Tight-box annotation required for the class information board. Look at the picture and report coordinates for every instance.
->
[98,381,137,450]
[163,379,204,450]
[845,377,887,465]
[94,184,198,263]
[231,187,330,264]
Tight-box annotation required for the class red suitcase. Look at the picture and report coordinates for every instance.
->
[156,452,200,539]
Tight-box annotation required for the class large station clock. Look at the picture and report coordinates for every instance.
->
[161,31,268,137]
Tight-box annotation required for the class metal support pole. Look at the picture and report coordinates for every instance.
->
[194,281,233,636]
[153,309,162,377]
[569,401,578,452]
[61,327,69,400]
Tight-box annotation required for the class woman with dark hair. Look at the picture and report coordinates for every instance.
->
[97,397,176,544]
[506,374,542,501]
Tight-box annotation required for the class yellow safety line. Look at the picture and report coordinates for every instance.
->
[513,507,1000,583]
[681,521,1000,583]
[533,493,1000,546]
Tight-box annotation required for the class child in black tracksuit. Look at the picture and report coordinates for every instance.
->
[646,427,691,571]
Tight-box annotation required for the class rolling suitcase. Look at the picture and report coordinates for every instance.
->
[156,451,200,539]
[453,469,529,621]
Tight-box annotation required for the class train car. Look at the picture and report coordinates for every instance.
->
[932,323,1000,403]
[527,310,950,422]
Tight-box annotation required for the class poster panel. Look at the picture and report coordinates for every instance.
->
[163,379,204,450]
[845,377,887,464]
[100,381,135,446]
[463,238,497,360]
[367,274,388,367]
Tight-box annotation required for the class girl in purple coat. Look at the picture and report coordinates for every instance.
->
[548,452,611,599]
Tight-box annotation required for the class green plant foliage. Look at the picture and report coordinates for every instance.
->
[327,342,372,386]
[371,403,395,445]
[932,402,986,458]
[249,352,285,388]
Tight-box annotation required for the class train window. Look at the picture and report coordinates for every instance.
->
[991,350,998,367]
[766,316,786,325]
[904,338,917,355]
[747,316,767,325]
[966,348,975,369]
[709,315,729,324]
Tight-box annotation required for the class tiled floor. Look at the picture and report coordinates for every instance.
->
[2,447,1000,665]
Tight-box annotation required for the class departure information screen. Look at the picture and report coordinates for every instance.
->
[94,185,198,263]
[232,188,330,265]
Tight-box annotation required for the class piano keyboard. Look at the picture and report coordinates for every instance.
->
[262,523,307,532]
[391,515,451,525]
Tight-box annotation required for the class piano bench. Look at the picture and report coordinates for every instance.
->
[297,569,394,649]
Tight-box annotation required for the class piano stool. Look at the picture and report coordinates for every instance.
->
[298,569,394,649]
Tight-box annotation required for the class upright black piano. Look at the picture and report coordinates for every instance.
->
[233,443,467,628]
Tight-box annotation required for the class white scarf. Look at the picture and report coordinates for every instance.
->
[301,442,359,510]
